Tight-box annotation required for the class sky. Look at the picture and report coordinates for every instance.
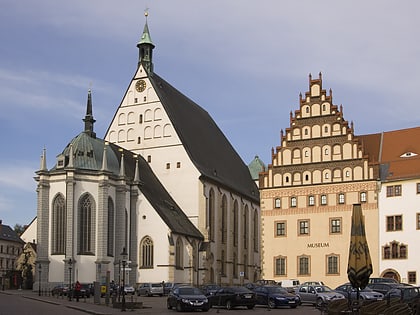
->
[1,1,419,227]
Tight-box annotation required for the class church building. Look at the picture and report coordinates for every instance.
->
[35,17,260,289]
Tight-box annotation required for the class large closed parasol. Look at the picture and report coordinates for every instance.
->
[347,203,373,292]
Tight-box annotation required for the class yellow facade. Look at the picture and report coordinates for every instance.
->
[259,74,379,289]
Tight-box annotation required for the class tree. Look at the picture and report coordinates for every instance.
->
[13,224,25,236]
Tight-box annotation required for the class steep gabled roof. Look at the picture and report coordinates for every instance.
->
[107,143,204,240]
[0,223,24,244]
[148,73,259,203]
[378,127,420,181]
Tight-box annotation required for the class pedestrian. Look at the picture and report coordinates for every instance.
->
[74,281,81,302]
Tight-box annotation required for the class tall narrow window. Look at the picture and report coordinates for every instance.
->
[291,197,297,208]
[208,189,215,241]
[360,192,367,203]
[52,194,66,254]
[298,256,310,275]
[233,201,238,246]
[78,194,95,255]
[338,193,345,204]
[175,237,183,269]
[308,195,315,206]
[140,236,154,268]
[107,197,114,256]
[243,206,248,249]
[221,195,227,244]
[274,198,281,208]
[275,256,286,275]
[253,210,258,252]
[327,255,339,274]
[321,195,327,205]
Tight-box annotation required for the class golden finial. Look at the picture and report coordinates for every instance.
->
[144,8,149,18]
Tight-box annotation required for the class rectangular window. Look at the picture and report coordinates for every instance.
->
[417,213,420,230]
[327,255,339,274]
[291,197,297,208]
[387,185,402,197]
[386,215,403,231]
[298,256,310,275]
[321,195,327,205]
[338,193,345,204]
[330,218,341,234]
[308,195,315,206]
[408,271,417,284]
[275,221,286,237]
[166,163,170,169]
[274,198,281,208]
[360,192,367,203]
[298,220,310,235]
[417,183,420,194]
[275,257,286,276]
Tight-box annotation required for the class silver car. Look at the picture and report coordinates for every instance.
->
[137,282,164,296]
[335,283,383,301]
[295,285,345,307]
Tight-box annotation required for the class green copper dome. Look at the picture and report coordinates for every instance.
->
[248,155,266,180]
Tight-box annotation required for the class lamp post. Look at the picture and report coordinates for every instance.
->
[121,247,128,312]
[38,264,42,296]
[68,259,73,301]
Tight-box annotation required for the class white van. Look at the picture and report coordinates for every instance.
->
[279,279,300,292]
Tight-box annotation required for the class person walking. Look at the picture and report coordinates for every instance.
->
[74,281,81,302]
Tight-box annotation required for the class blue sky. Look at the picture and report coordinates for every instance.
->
[1,1,419,227]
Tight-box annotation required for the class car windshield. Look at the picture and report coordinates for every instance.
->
[315,286,332,293]
[179,287,202,295]
[267,287,288,294]
[152,283,162,287]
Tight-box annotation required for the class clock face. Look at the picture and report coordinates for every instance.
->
[135,79,146,92]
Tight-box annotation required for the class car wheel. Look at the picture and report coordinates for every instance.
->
[226,300,232,310]
[176,301,184,312]
[290,305,298,309]
[202,306,210,312]
[268,298,276,309]
[316,298,324,307]
[167,301,172,310]
[247,305,255,310]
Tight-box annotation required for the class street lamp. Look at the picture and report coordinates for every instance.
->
[68,258,73,301]
[121,247,128,312]
[38,263,42,296]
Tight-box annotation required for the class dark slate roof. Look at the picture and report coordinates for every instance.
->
[0,224,24,244]
[108,143,204,240]
[149,73,259,203]
[51,131,203,240]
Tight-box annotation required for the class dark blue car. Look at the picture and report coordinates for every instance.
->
[254,285,300,309]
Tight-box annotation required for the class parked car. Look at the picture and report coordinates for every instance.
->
[166,285,209,312]
[301,281,325,286]
[123,284,136,295]
[335,283,383,301]
[295,284,345,307]
[388,286,420,304]
[279,279,300,293]
[254,285,300,309]
[137,282,164,296]
[51,284,69,296]
[367,282,412,297]
[368,277,398,284]
[208,286,256,310]
[79,283,92,298]
[200,284,220,296]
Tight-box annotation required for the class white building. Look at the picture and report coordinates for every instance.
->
[35,17,260,289]
[377,127,420,285]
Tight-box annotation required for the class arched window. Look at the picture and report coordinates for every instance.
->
[221,195,227,244]
[274,198,281,208]
[253,210,258,252]
[243,206,248,249]
[52,194,66,254]
[78,194,95,255]
[107,197,114,256]
[291,197,297,207]
[208,189,215,241]
[176,237,183,269]
[221,250,226,275]
[140,236,154,268]
[233,201,238,247]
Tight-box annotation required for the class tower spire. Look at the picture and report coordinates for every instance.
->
[83,89,96,138]
[137,10,155,74]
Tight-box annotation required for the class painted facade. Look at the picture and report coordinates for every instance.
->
[259,74,380,289]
